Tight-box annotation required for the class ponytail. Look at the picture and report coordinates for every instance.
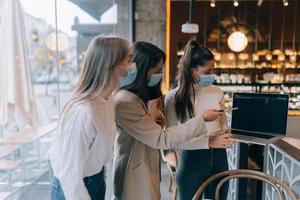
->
[175,40,214,122]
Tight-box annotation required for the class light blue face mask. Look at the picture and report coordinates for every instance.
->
[119,63,137,87]
[148,73,162,87]
[197,74,215,87]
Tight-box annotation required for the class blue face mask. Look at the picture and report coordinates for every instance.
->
[148,73,162,87]
[197,74,215,87]
[119,63,137,87]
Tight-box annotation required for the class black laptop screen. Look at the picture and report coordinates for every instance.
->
[231,93,289,136]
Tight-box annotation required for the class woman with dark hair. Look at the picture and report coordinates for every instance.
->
[112,41,234,200]
[164,40,236,200]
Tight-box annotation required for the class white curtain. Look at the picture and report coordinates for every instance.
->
[0,0,37,130]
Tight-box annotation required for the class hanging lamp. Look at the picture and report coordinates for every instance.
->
[181,0,199,33]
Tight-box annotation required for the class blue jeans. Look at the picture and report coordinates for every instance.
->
[51,168,106,200]
[176,149,228,200]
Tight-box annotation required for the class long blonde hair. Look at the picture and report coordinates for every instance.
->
[64,36,129,111]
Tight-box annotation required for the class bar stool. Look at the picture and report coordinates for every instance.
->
[160,149,179,200]
[192,169,298,200]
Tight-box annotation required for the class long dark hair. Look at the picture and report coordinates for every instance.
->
[175,40,214,122]
[123,41,166,103]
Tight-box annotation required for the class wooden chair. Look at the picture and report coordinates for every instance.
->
[161,149,179,200]
[192,169,298,200]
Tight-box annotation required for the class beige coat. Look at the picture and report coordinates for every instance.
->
[113,90,209,200]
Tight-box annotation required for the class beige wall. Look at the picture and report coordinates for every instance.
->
[135,0,166,51]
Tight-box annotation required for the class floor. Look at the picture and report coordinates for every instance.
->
[5,162,173,200]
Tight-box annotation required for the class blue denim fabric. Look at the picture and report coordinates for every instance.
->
[176,149,229,200]
[51,168,105,200]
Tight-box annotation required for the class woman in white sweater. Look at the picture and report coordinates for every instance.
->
[50,36,136,200]
[164,40,236,200]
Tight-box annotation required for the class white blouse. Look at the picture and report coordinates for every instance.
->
[164,85,228,148]
[50,97,116,200]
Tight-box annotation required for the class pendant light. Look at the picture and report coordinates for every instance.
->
[278,5,286,62]
[252,6,259,62]
[290,0,298,63]
[203,2,207,46]
[181,0,199,34]
[266,2,273,62]
[214,5,222,62]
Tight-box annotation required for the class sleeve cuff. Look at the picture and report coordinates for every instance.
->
[177,135,210,150]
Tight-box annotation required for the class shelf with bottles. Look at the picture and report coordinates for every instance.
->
[215,82,300,87]
[211,50,300,83]
[215,72,300,86]
[212,49,300,69]
[214,67,300,74]
[218,84,300,114]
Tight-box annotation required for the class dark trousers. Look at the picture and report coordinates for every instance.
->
[51,168,106,200]
[176,149,229,200]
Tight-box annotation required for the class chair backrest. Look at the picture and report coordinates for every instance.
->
[192,169,298,200]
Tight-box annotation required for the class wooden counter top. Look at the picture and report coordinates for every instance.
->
[273,137,300,161]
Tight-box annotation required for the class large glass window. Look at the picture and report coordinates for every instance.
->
[0,0,132,198]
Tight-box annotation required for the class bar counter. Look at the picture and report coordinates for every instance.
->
[227,134,300,199]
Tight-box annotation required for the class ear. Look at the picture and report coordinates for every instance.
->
[191,69,198,82]
[147,68,154,80]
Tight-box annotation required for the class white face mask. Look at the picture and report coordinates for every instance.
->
[193,68,215,87]
[148,73,162,87]
[118,63,137,87]
[197,74,216,87]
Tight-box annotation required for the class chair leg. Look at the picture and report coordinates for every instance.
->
[172,179,177,200]
[172,181,177,200]
[170,171,177,200]
[166,165,174,192]
[169,174,172,192]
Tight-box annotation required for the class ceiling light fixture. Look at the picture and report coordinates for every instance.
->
[181,0,199,33]
[233,0,239,7]
[227,31,248,52]
[283,0,289,6]
[257,0,264,7]
[210,0,216,8]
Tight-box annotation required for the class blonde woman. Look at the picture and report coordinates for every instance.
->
[50,36,135,200]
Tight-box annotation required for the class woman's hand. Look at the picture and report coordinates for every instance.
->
[154,114,165,128]
[203,109,224,122]
[208,130,237,148]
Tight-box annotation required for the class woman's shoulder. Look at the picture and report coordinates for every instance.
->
[113,90,144,113]
[114,89,140,103]
[164,87,179,103]
[204,85,224,95]
[166,87,178,96]
[63,102,92,121]
[59,102,94,132]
